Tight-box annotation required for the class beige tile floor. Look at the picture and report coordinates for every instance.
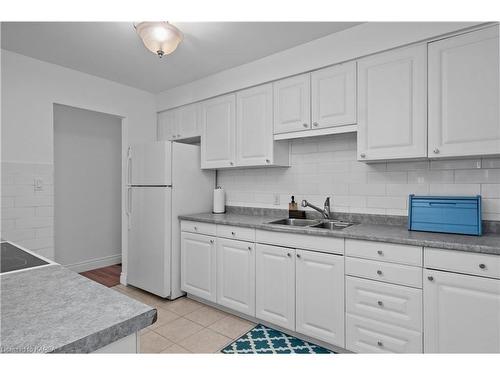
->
[112,284,256,353]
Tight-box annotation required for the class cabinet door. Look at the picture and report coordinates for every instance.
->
[255,244,295,330]
[177,103,200,139]
[357,44,427,161]
[273,74,311,134]
[424,269,500,353]
[201,94,236,169]
[157,110,177,141]
[428,26,500,158]
[180,232,216,302]
[216,238,255,316]
[311,61,356,129]
[236,84,273,166]
[296,249,345,347]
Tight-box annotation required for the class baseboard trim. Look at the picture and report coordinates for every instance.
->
[65,254,122,273]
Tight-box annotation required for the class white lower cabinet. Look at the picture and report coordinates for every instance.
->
[345,276,423,353]
[346,314,423,353]
[216,238,256,316]
[295,249,345,347]
[424,269,500,353]
[180,232,216,302]
[255,244,296,330]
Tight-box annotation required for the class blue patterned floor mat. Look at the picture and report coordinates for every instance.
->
[221,324,334,354]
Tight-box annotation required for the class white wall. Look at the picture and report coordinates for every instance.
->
[156,22,482,111]
[1,50,156,260]
[218,133,500,221]
[54,104,122,270]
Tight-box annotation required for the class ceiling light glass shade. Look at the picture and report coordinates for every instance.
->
[134,22,183,57]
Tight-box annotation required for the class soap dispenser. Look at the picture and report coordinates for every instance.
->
[288,196,305,219]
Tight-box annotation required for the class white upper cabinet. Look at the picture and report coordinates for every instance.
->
[157,110,177,141]
[201,93,237,169]
[311,61,356,130]
[296,249,345,347]
[157,103,200,141]
[176,103,200,140]
[273,73,311,134]
[357,44,427,161]
[424,269,500,353]
[428,26,500,158]
[236,84,274,166]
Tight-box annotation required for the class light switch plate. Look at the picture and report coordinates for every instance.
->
[33,178,43,192]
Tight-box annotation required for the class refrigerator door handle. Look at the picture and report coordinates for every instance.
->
[127,187,132,230]
[127,146,132,185]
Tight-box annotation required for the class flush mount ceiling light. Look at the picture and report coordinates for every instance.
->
[134,22,183,58]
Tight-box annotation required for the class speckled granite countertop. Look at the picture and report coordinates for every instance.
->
[0,265,156,353]
[179,212,500,255]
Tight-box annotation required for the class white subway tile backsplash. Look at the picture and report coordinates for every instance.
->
[15,195,53,208]
[386,184,429,196]
[482,158,500,169]
[0,229,36,242]
[429,184,481,196]
[1,162,54,259]
[481,184,500,198]
[219,133,500,219]
[386,160,429,171]
[2,207,36,219]
[483,199,500,214]
[348,183,386,196]
[455,169,500,184]
[430,159,481,170]
[408,170,455,184]
[367,196,407,209]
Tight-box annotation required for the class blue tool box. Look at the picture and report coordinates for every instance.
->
[408,195,482,236]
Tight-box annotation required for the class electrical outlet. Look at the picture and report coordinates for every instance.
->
[273,193,280,206]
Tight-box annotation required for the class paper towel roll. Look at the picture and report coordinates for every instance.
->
[213,187,226,214]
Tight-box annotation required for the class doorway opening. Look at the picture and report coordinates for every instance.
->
[54,104,122,271]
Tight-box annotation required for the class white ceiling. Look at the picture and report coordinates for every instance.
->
[1,22,362,93]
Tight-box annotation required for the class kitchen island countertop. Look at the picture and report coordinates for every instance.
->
[0,264,156,353]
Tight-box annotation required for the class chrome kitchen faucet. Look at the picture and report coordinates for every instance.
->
[301,197,331,219]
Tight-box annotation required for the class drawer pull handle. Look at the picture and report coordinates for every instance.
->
[428,276,434,281]
[194,226,198,231]
[297,253,301,258]
[377,301,383,307]
[303,123,308,128]
[209,239,214,244]
[377,341,383,347]
[479,263,486,269]
[287,252,291,257]
[377,250,383,255]
[376,270,383,276]
[248,246,252,251]
[231,231,236,236]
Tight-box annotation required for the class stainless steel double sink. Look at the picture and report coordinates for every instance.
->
[266,218,355,230]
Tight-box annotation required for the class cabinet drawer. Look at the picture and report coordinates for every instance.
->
[346,257,422,288]
[345,239,422,266]
[346,314,422,353]
[181,221,217,236]
[217,225,255,242]
[424,248,500,280]
[256,230,344,255]
[346,276,422,331]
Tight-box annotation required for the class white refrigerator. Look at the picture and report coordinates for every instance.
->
[126,141,215,299]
